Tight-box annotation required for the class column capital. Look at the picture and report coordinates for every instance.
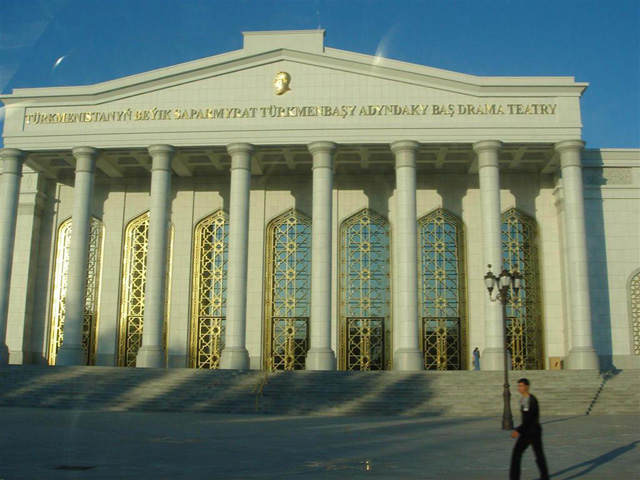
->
[71,146,100,159]
[390,140,420,155]
[555,140,585,169]
[472,140,503,154]
[0,149,26,176]
[148,145,174,172]
[555,139,586,155]
[148,144,175,157]
[308,141,337,156]
[0,148,26,162]
[226,143,255,157]
[72,147,99,174]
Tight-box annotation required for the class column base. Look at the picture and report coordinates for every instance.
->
[393,348,424,371]
[56,344,87,366]
[481,347,506,371]
[566,347,599,370]
[0,343,9,365]
[135,345,166,368]
[220,347,250,370]
[305,348,337,370]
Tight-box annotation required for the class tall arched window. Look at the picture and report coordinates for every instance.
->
[418,209,467,370]
[48,217,104,365]
[502,208,543,370]
[190,210,228,369]
[264,209,311,371]
[117,212,173,367]
[630,270,640,355]
[339,209,391,371]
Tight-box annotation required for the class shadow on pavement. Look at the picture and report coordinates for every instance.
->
[541,415,586,426]
[551,440,639,479]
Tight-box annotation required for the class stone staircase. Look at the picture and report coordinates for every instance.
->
[0,366,637,417]
[587,369,640,415]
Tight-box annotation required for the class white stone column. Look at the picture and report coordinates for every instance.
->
[0,148,25,365]
[555,140,599,370]
[474,140,505,371]
[136,145,174,368]
[220,143,254,370]
[6,168,45,365]
[391,140,424,371]
[306,141,337,370]
[57,147,99,366]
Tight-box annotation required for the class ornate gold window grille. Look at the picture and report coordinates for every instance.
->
[418,209,467,370]
[631,271,640,355]
[48,217,104,365]
[264,209,311,371]
[502,208,543,370]
[339,209,391,371]
[190,210,228,369]
[117,212,173,367]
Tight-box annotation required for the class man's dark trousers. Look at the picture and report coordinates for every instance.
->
[510,429,549,480]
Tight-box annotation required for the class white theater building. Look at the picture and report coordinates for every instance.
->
[0,30,638,372]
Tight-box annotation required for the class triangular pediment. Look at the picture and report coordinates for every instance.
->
[2,30,586,105]
[1,30,588,149]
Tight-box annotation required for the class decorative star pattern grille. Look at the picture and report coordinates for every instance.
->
[422,318,461,371]
[502,208,543,370]
[48,218,104,365]
[631,272,640,355]
[419,209,466,370]
[118,212,173,367]
[272,317,309,370]
[347,317,384,370]
[340,209,390,371]
[196,317,225,369]
[191,210,228,369]
[264,210,311,371]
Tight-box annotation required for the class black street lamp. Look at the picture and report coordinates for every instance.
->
[484,264,522,431]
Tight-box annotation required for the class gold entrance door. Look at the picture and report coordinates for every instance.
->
[418,208,467,371]
[48,217,104,365]
[339,209,391,370]
[195,317,225,369]
[422,318,462,371]
[117,212,172,367]
[506,316,535,370]
[502,208,543,370]
[263,210,311,371]
[346,317,385,371]
[190,210,228,369]
[271,317,309,370]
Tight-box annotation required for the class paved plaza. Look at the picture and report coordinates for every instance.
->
[0,408,638,479]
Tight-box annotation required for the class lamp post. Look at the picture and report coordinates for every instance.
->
[484,264,522,431]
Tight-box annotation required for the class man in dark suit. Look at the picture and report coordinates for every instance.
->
[510,378,550,480]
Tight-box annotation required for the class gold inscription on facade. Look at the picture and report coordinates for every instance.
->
[24,103,558,125]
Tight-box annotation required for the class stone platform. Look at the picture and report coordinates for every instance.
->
[0,408,638,479]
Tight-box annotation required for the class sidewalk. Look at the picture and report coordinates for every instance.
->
[0,408,638,479]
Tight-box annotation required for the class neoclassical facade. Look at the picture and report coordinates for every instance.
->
[1,30,638,371]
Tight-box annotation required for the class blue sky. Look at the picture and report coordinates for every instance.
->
[1,0,639,148]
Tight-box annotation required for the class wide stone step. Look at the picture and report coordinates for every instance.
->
[1,366,636,417]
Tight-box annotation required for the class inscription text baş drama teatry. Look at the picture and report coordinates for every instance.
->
[24,103,557,125]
